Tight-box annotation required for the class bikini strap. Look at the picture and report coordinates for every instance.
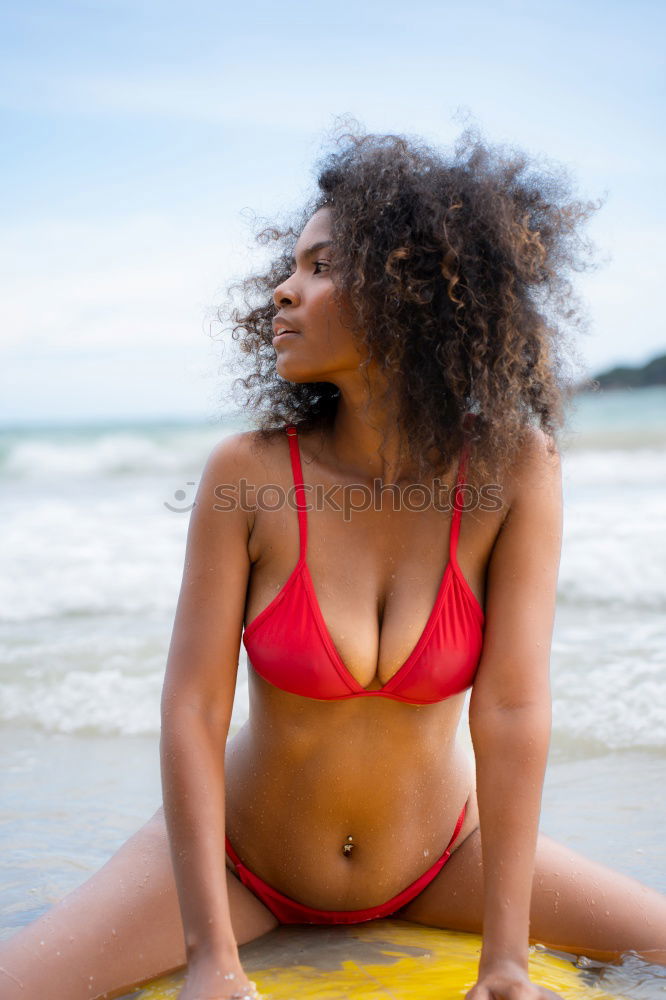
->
[444,801,467,854]
[224,835,243,869]
[285,424,308,558]
[449,439,470,564]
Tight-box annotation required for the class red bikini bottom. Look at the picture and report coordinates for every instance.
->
[224,803,466,925]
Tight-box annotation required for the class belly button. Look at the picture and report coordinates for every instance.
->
[342,835,354,858]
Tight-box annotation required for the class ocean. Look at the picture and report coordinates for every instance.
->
[1,387,665,997]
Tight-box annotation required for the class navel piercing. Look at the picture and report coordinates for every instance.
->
[342,834,354,857]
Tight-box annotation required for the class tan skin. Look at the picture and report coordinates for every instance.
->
[1,208,665,1000]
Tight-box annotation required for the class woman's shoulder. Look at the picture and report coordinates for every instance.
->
[512,424,560,473]
[193,428,291,537]
[503,425,562,514]
[200,426,289,485]
[465,419,560,518]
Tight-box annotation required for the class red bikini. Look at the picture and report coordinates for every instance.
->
[243,424,485,703]
[226,423,485,924]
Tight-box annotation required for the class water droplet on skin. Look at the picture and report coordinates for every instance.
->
[40,940,45,946]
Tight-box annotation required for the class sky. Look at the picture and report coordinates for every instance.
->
[1,0,664,424]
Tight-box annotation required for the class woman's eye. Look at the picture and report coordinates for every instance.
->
[313,260,330,273]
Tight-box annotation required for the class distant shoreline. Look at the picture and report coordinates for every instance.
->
[576,351,666,392]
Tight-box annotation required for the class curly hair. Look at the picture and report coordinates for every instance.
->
[217,124,600,482]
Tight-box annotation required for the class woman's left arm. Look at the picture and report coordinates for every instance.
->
[468,428,563,998]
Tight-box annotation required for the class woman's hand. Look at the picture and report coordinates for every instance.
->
[177,952,263,1000]
[465,958,563,1000]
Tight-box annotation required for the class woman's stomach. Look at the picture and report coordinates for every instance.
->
[223,690,475,910]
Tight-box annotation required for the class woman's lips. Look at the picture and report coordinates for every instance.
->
[271,330,299,344]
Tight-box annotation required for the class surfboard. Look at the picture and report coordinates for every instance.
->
[128,918,628,999]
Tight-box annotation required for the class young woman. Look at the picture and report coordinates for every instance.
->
[2,129,665,1000]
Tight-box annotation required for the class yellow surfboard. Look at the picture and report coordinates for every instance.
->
[128,919,629,999]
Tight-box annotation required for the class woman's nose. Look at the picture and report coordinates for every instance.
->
[273,279,300,310]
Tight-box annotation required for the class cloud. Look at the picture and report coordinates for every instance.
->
[0,212,260,353]
[0,208,270,421]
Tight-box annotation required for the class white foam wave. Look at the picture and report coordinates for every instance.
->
[551,607,666,752]
[0,425,227,479]
[0,486,189,623]
[562,446,666,486]
[0,668,163,735]
[559,449,666,611]
[0,663,249,737]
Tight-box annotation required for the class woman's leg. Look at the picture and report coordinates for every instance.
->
[0,806,278,1000]
[397,827,666,964]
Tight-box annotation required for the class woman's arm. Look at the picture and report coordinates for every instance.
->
[160,432,254,980]
[468,429,563,991]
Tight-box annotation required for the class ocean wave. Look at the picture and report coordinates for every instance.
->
[0,424,228,480]
[551,608,666,752]
[0,664,249,736]
[0,494,186,623]
[558,466,666,610]
[562,447,666,485]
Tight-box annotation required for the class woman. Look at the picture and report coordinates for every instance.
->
[2,129,665,1000]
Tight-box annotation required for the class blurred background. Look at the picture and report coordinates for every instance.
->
[1,0,665,424]
[1,4,665,995]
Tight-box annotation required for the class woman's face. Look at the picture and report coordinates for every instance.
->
[272,208,367,384]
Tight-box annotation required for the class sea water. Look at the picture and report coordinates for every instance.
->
[1,388,665,995]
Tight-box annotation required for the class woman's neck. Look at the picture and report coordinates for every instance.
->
[325,384,417,485]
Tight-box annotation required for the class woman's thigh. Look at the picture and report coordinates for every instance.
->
[397,827,666,963]
[0,806,278,1000]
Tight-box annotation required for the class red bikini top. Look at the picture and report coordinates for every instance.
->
[242,424,485,704]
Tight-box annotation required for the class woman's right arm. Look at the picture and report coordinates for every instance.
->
[159,432,256,995]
